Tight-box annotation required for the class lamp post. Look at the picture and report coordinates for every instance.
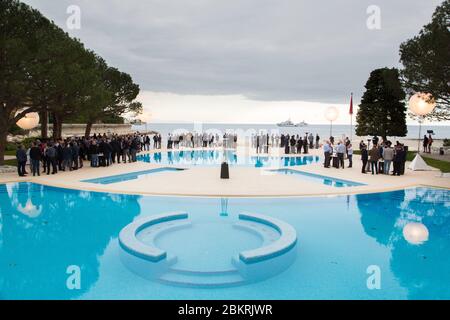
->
[325,106,339,137]
[408,93,436,171]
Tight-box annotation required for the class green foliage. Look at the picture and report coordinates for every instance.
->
[400,0,450,121]
[5,137,42,151]
[356,68,407,139]
[444,139,450,147]
[65,113,125,124]
[5,142,17,151]
[8,124,26,136]
[81,58,142,136]
[0,0,142,163]
[21,137,42,148]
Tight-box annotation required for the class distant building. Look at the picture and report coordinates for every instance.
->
[126,118,146,125]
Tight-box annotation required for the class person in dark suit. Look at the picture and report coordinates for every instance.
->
[111,138,121,164]
[303,135,308,154]
[393,145,403,176]
[130,137,138,162]
[296,137,303,154]
[62,143,73,171]
[284,135,290,154]
[16,145,27,176]
[105,140,113,166]
[45,143,58,174]
[361,144,368,173]
[89,140,99,167]
[71,142,79,170]
[56,141,64,170]
[29,142,42,176]
[256,135,261,154]
[78,139,86,168]
[399,145,407,175]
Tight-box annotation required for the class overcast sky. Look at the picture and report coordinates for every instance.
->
[22,0,443,124]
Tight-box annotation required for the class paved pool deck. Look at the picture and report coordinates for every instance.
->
[0,147,448,197]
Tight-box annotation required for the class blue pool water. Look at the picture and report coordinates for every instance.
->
[271,169,366,187]
[82,167,185,184]
[0,183,449,300]
[137,150,320,168]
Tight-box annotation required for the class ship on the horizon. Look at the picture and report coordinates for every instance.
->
[276,119,308,127]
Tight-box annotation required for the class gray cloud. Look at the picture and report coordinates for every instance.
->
[23,0,442,103]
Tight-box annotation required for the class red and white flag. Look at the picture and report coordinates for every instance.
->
[349,93,353,115]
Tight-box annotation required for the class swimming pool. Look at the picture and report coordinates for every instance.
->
[82,167,185,184]
[0,183,449,299]
[137,150,320,168]
[270,169,366,187]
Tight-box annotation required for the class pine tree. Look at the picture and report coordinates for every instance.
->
[356,68,407,141]
[400,0,450,121]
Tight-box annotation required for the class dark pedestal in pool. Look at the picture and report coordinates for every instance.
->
[221,162,230,179]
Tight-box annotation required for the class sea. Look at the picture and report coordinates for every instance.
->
[133,123,450,141]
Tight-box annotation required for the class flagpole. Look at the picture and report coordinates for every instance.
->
[350,92,353,143]
[350,112,353,142]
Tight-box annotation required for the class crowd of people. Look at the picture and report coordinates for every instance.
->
[252,133,321,154]
[322,138,353,169]
[15,133,162,177]
[14,129,412,178]
[167,132,238,149]
[322,135,409,176]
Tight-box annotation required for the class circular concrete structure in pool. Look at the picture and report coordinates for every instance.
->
[119,212,298,287]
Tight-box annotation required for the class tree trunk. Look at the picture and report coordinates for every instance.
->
[40,109,48,139]
[52,113,58,140]
[85,122,93,138]
[57,119,63,139]
[52,113,62,140]
[0,129,8,166]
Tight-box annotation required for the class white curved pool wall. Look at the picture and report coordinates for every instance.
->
[118,211,298,287]
[237,212,297,263]
[232,213,298,281]
[119,212,189,262]
[119,212,190,280]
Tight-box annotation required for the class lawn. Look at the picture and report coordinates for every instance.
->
[418,156,450,173]
[5,150,16,156]
[4,159,17,166]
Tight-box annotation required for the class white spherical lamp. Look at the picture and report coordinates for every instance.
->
[408,93,436,170]
[403,222,429,245]
[325,106,339,122]
[408,93,436,116]
[16,112,40,130]
[325,106,339,137]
